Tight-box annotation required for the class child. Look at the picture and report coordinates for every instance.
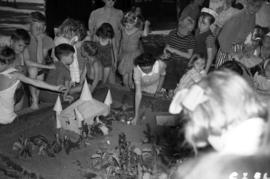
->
[118,11,150,88]
[133,53,166,125]
[175,54,206,92]
[195,8,217,72]
[254,59,270,94]
[95,23,115,84]
[39,44,75,103]
[54,18,87,85]
[1,29,55,111]
[0,46,65,124]
[162,16,196,93]
[254,32,270,62]
[80,41,103,92]
[170,70,267,155]
[27,11,55,110]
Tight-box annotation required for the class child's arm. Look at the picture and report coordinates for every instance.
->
[91,61,101,92]
[63,80,74,102]
[165,45,194,59]
[155,62,166,94]
[142,20,150,37]
[24,48,55,69]
[11,72,66,92]
[205,48,215,73]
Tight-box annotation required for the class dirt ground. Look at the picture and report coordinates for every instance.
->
[0,85,182,179]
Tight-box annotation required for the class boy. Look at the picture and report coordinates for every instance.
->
[162,16,196,94]
[0,29,55,111]
[39,43,75,103]
[0,47,65,124]
[27,11,55,109]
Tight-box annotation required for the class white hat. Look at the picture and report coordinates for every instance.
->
[201,7,218,20]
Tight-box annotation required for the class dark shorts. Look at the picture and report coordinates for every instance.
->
[162,58,189,90]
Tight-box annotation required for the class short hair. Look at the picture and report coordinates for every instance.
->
[30,11,46,23]
[95,23,114,39]
[188,53,206,68]
[122,11,143,29]
[54,43,75,61]
[11,29,31,45]
[184,70,268,149]
[81,41,98,57]
[57,18,87,41]
[200,12,215,25]
[134,53,156,67]
[0,46,16,65]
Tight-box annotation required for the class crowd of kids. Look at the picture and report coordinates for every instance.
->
[1,0,270,178]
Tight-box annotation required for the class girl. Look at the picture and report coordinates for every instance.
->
[175,54,206,93]
[80,41,103,92]
[0,46,65,124]
[118,11,150,88]
[170,70,267,155]
[54,18,87,84]
[133,53,166,125]
[195,8,217,72]
[95,23,115,84]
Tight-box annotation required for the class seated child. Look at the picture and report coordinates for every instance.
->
[39,44,75,103]
[254,59,270,94]
[175,54,206,93]
[133,53,166,125]
[80,41,102,92]
[0,46,65,124]
[54,18,87,84]
[27,11,55,110]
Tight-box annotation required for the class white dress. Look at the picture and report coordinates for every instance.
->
[0,68,20,124]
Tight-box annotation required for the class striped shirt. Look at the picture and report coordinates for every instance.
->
[167,29,196,61]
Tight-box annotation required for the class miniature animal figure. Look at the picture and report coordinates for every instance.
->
[12,136,32,158]
[63,136,82,154]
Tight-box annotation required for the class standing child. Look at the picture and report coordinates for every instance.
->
[80,41,103,92]
[175,54,206,92]
[95,23,115,84]
[0,46,65,124]
[54,18,87,85]
[27,11,55,110]
[118,11,150,88]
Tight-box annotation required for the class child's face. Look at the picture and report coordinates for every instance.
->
[125,22,136,30]
[194,58,205,72]
[140,65,154,74]
[98,37,110,46]
[30,21,46,36]
[178,17,195,36]
[62,53,74,65]
[10,40,27,54]
[198,16,210,32]
[246,0,263,14]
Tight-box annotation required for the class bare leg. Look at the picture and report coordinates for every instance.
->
[102,67,111,84]
[28,67,39,110]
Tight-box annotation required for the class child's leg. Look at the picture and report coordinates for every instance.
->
[128,73,134,89]
[122,74,129,88]
[28,67,39,109]
[102,67,111,84]
[36,73,44,105]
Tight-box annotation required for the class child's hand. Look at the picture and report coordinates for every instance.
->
[145,20,151,27]
[63,95,74,103]
[57,85,67,93]
[47,64,56,70]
